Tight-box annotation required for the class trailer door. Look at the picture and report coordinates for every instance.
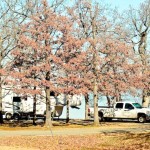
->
[13,97,21,113]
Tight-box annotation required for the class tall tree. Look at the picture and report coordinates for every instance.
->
[0,0,39,124]
[67,0,140,125]
[55,19,88,123]
[127,0,150,107]
[10,0,86,126]
[67,0,109,125]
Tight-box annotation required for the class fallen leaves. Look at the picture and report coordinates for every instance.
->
[0,132,149,150]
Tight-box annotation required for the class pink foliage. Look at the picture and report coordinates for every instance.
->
[7,0,149,100]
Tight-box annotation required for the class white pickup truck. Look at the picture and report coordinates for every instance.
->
[88,101,150,123]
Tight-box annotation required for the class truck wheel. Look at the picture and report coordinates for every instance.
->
[6,113,12,120]
[13,114,20,121]
[138,115,146,123]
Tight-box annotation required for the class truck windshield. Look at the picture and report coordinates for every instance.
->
[132,103,142,109]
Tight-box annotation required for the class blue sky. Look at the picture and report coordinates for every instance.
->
[63,0,144,11]
[64,0,145,12]
[105,0,144,11]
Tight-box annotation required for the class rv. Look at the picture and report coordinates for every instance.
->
[2,87,82,120]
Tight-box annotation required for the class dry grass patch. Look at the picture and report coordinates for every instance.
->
[0,132,149,150]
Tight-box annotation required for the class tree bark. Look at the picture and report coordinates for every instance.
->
[0,85,3,124]
[138,32,150,107]
[45,87,52,127]
[106,95,111,107]
[33,86,37,125]
[93,78,99,125]
[91,11,99,126]
[0,47,3,124]
[142,89,150,107]
[85,94,89,120]
[66,95,70,123]
[45,71,52,127]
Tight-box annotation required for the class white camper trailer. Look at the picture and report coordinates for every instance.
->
[2,87,82,120]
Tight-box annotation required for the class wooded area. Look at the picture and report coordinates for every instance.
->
[0,0,149,126]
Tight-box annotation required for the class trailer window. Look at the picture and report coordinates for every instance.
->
[116,103,123,109]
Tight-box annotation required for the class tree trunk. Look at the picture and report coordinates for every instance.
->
[106,95,111,107]
[44,69,52,127]
[85,94,89,120]
[142,89,150,107]
[33,87,37,125]
[0,53,3,124]
[91,12,99,126]
[93,78,99,126]
[138,32,150,107]
[45,87,52,127]
[66,95,70,123]
[116,92,121,102]
[0,85,3,124]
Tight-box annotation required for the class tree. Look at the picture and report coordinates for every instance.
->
[67,1,141,125]
[10,0,86,126]
[127,0,150,107]
[54,16,88,123]
[0,0,39,124]
[67,0,110,125]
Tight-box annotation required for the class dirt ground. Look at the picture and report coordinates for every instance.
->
[0,121,150,150]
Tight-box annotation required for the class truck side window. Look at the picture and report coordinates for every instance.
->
[116,103,123,109]
[125,103,134,109]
